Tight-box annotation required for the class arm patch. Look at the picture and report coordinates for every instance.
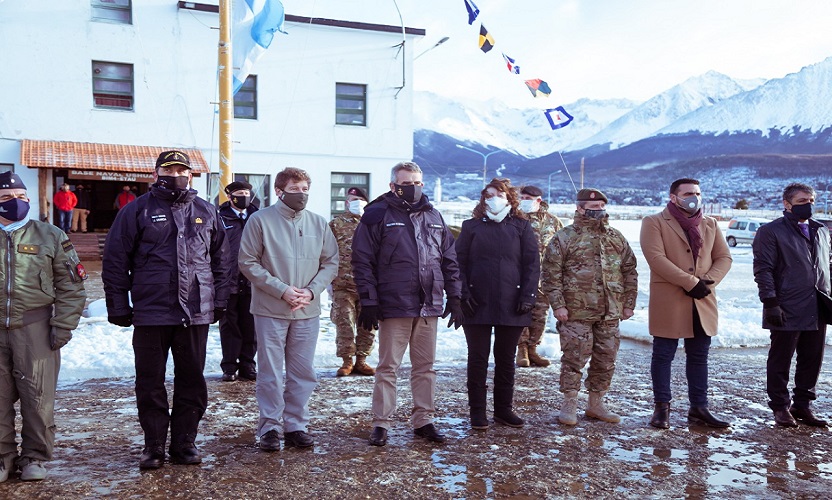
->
[61,239,74,252]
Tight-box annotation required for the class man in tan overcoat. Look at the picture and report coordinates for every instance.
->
[640,178,732,429]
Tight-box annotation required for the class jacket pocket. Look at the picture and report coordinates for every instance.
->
[132,270,173,309]
[38,270,56,300]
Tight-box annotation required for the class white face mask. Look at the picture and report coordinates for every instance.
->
[348,199,367,216]
[485,196,508,213]
[519,199,536,213]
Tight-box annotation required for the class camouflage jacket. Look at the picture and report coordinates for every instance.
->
[541,212,638,321]
[528,205,564,260]
[329,211,361,291]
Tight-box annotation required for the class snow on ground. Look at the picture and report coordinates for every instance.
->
[61,215,811,385]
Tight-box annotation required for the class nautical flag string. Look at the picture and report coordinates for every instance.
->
[524,79,551,97]
[464,0,480,25]
[478,24,495,53]
[502,53,520,74]
[544,106,575,130]
[232,0,287,94]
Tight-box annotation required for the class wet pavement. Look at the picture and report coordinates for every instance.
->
[2,338,831,498]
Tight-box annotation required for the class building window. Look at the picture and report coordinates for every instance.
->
[331,172,370,217]
[92,61,134,110]
[91,0,132,24]
[234,76,257,120]
[208,173,271,208]
[335,83,367,126]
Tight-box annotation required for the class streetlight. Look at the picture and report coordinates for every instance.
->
[456,144,505,188]
[547,170,563,204]
[414,36,450,60]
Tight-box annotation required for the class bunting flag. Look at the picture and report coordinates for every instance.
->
[544,106,574,130]
[232,0,287,94]
[502,53,520,74]
[464,0,480,25]
[478,24,495,53]
[524,79,551,97]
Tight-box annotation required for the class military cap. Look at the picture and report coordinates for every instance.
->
[576,188,608,203]
[224,180,253,194]
[346,186,368,202]
[520,185,543,197]
[155,150,191,169]
[0,171,26,190]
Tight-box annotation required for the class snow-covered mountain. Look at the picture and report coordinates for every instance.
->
[413,92,638,157]
[659,57,832,135]
[573,71,764,149]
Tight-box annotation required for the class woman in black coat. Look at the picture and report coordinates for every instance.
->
[455,178,540,429]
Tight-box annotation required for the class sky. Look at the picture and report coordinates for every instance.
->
[282,0,832,107]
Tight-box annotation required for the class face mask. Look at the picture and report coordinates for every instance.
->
[281,192,308,211]
[583,209,607,220]
[231,194,250,210]
[0,198,30,222]
[519,199,536,213]
[393,183,422,203]
[677,195,701,215]
[791,202,813,221]
[348,199,367,216]
[485,196,508,213]
[156,175,190,192]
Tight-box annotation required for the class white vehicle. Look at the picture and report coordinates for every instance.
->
[725,217,769,247]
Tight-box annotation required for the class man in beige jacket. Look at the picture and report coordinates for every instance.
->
[640,178,732,429]
[239,167,338,452]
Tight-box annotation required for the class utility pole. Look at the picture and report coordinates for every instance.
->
[217,0,234,203]
[580,157,585,189]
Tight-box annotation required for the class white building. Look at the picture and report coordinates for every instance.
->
[0,0,423,227]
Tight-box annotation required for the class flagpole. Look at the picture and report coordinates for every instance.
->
[218,0,234,202]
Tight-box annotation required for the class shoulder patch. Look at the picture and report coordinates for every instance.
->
[61,240,73,252]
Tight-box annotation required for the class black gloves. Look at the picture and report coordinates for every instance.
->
[764,305,786,327]
[108,310,133,327]
[442,297,465,330]
[461,297,479,318]
[516,301,534,314]
[685,279,714,299]
[50,326,72,351]
[358,305,381,331]
[213,307,226,324]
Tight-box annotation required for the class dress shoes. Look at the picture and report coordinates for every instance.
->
[649,402,670,429]
[368,427,388,446]
[790,406,827,427]
[688,406,730,428]
[414,423,446,443]
[238,370,257,381]
[139,446,165,469]
[169,443,202,465]
[773,408,798,427]
[221,372,237,382]
[284,430,314,448]
[259,430,281,452]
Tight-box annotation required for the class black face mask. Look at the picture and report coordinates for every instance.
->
[231,194,250,210]
[281,192,308,211]
[791,202,813,221]
[584,209,607,220]
[0,198,30,222]
[156,175,190,192]
[393,183,422,203]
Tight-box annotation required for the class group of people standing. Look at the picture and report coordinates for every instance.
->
[0,152,827,482]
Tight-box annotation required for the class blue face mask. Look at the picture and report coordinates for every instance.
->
[0,198,30,222]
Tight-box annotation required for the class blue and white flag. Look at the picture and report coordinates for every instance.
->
[502,53,520,74]
[464,0,480,25]
[232,0,287,94]
[544,106,574,130]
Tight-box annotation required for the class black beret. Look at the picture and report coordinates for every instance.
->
[155,150,191,169]
[520,185,543,197]
[347,186,368,202]
[0,171,26,190]
[225,180,253,194]
[576,188,608,203]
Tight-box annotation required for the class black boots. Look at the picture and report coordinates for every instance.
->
[139,445,165,469]
[773,408,798,427]
[368,427,388,446]
[688,406,730,428]
[649,402,670,429]
[789,406,828,427]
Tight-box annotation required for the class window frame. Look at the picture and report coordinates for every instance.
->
[335,83,367,126]
[90,0,132,24]
[234,75,258,120]
[330,172,370,218]
[92,60,134,111]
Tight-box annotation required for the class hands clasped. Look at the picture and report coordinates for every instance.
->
[282,287,312,311]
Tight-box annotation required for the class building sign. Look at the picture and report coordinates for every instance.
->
[68,169,154,183]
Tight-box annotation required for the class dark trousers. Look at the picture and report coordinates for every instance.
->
[766,327,827,410]
[651,308,711,406]
[219,292,257,375]
[133,324,209,449]
[463,324,524,414]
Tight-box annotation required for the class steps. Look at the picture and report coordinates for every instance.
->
[68,233,104,261]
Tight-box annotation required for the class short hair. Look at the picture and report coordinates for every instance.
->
[782,182,815,202]
[390,161,422,183]
[274,167,311,191]
[472,177,526,219]
[669,178,700,195]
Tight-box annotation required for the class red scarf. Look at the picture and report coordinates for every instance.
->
[667,201,703,262]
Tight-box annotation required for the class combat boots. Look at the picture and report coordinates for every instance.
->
[353,356,376,376]
[559,390,578,425]
[586,391,620,423]
[516,344,530,367]
[527,345,551,367]
[336,357,353,377]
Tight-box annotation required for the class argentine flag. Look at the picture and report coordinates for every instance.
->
[232,0,286,94]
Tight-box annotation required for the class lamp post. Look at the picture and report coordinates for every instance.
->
[547,170,562,204]
[414,36,450,60]
[456,144,505,188]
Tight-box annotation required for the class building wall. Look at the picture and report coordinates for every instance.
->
[0,1,420,218]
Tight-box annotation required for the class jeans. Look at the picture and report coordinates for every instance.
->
[650,307,711,406]
[766,327,826,410]
[57,210,72,233]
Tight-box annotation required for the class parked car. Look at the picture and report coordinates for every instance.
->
[725,217,769,247]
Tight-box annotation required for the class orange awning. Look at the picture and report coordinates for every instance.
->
[20,140,211,174]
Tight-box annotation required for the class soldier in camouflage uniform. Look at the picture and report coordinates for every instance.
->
[541,188,638,425]
[329,187,376,377]
[517,185,563,367]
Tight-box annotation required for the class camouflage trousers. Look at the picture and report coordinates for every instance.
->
[558,319,620,393]
[518,289,550,346]
[331,288,376,358]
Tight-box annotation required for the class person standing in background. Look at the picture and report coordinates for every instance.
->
[114,185,136,210]
[53,183,76,233]
[71,184,91,233]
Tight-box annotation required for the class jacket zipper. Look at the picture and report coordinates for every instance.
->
[4,231,13,329]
